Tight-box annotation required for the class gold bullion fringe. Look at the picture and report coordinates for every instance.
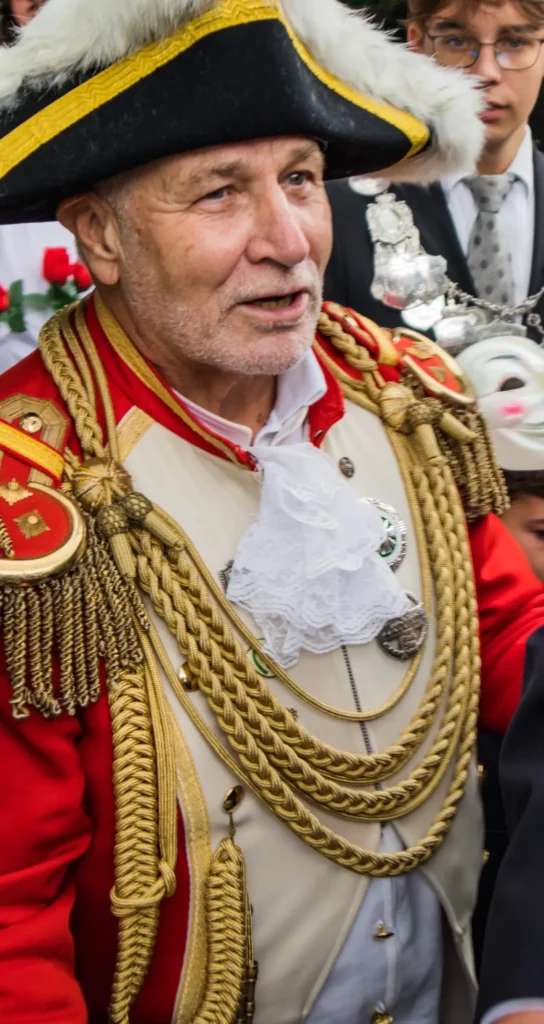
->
[316,310,509,522]
[1,513,143,720]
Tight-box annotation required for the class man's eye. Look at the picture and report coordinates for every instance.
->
[502,36,529,48]
[201,186,231,201]
[287,171,311,187]
[443,35,471,49]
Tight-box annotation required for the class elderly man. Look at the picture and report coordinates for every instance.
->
[0,2,543,1023]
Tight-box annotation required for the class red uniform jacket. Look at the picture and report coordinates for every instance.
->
[0,300,542,1024]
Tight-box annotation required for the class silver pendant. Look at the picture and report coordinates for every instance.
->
[432,303,490,355]
[349,176,390,197]
[377,593,428,661]
[402,295,446,332]
[369,499,407,572]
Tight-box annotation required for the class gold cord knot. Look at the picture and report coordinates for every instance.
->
[72,457,132,514]
[378,382,418,431]
[110,860,177,917]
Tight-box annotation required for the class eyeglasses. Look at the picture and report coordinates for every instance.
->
[425,29,544,69]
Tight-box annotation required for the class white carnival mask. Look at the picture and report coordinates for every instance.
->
[457,335,544,472]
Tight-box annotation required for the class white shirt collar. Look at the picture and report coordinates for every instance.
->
[441,125,534,199]
[177,348,327,449]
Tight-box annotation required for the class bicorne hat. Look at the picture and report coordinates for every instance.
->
[0,0,484,222]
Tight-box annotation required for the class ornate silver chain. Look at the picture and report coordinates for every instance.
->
[448,279,544,338]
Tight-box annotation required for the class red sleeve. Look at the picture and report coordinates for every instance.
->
[470,513,544,734]
[0,662,91,1023]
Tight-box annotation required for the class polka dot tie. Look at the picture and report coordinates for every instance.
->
[463,173,516,307]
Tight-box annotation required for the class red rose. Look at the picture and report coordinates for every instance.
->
[43,247,70,285]
[71,262,92,292]
[0,286,9,313]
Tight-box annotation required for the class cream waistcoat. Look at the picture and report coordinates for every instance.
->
[119,397,483,1024]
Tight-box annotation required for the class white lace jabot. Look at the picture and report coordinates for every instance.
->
[226,443,409,669]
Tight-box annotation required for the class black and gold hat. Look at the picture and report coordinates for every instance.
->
[0,0,483,223]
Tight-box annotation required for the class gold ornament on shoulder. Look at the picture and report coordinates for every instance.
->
[72,457,133,514]
[379,382,417,431]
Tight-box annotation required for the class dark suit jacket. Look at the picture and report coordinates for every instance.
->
[477,625,544,1019]
[325,156,544,973]
[324,145,544,344]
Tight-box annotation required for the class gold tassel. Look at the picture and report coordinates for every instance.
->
[120,492,184,551]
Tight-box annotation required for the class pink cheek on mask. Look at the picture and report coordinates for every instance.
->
[500,401,526,417]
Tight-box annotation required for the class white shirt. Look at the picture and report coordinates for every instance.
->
[180,347,327,448]
[441,126,535,306]
[184,351,445,1023]
[0,221,79,375]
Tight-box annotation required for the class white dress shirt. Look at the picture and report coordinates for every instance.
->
[441,126,535,306]
[183,350,445,1022]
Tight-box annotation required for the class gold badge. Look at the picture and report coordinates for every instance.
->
[0,479,32,506]
[15,509,50,540]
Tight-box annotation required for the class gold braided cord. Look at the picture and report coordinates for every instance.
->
[108,666,162,1024]
[58,304,97,418]
[171,491,432,724]
[74,302,121,463]
[27,298,482,1024]
[40,311,106,459]
[133,523,449,789]
[38,299,479,811]
[131,426,473,825]
[193,838,248,1024]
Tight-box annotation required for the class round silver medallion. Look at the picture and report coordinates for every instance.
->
[369,499,407,572]
[377,593,428,661]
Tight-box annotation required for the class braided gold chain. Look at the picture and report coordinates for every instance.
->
[38,303,479,878]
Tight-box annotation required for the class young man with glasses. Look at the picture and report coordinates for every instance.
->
[325,0,544,345]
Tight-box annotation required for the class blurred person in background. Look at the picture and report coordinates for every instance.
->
[326,0,544,347]
[327,0,544,980]
[0,0,89,374]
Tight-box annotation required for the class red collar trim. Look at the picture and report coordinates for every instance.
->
[84,296,344,464]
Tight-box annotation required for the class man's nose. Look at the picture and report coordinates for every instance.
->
[246,188,311,268]
[471,43,503,85]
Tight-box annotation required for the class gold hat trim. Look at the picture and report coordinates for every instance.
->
[0,0,428,180]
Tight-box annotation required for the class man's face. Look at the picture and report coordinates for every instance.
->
[409,1,544,148]
[99,137,332,379]
[10,0,43,25]
[502,492,544,581]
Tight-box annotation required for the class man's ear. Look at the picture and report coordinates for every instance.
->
[407,20,425,51]
[57,194,122,287]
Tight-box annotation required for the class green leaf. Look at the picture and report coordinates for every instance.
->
[23,293,51,312]
[7,307,26,333]
[8,280,23,306]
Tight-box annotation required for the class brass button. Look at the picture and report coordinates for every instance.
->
[223,785,245,814]
[19,412,43,435]
[339,457,355,479]
[373,920,394,940]
[478,764,487,784]
[482,850,490,866]
[178,663,198,692]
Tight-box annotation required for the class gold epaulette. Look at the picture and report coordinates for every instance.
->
[316,302,509,521]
